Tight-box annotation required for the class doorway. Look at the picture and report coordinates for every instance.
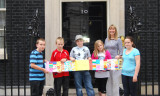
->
[62,1,107,88]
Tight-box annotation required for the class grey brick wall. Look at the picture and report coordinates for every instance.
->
[0,0,45,86]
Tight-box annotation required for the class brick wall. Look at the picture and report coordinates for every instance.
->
[125,0,160,82]
[0,0,45,86]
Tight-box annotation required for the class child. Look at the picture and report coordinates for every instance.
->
[70,35,95,96]
[91,40,112,96]
[122,36,140,96]
[50,37,70,96]
[29,38,49,96]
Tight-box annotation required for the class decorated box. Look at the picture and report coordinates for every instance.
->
[45,59,122,72]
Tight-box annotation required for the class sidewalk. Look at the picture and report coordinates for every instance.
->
[0,85,159,96]
[68,88,99,96]
[0,87,99,96]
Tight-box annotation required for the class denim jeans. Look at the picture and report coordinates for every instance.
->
[122,75,137,96]
[73,71,95,96]
[30,80,45,96]
[54,76,69,96]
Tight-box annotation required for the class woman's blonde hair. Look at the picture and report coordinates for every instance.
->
[93,40,105,57]
[108,24,118,40]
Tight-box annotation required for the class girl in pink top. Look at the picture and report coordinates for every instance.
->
[91,40,112,96]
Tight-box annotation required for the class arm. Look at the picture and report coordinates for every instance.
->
[118,38,123,55]
[104,38,108,49]
[115,39,123,59]
[86,47,91,60]
[70,57,75,61]
[88,57,92,60]
[30,51,49,74]
[31,63,49,73]
[133,55,140,82]
[43,59,48,63]
[70,48,76,61]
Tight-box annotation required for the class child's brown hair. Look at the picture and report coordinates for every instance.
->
[36,38,45,44]
[56,37,64,44]
[125,36,136,48]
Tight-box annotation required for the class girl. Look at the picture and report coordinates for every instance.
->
[91,40,112,96]
[122,36,140,96]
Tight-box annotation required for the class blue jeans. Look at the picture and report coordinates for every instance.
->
[73,71,95,96]
[122,75,137,96]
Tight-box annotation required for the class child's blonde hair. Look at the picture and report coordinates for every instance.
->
[36,38,45,44]
[108,24,118,40]
[56,37,64,44]
[93,40,105,57]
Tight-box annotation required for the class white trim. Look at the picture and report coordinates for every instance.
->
[64,51,68,57]
[54,52,57,58]
[0,48,8,60]
[107,0,110,29]
[60,0,62,37]
[0,8,6,11]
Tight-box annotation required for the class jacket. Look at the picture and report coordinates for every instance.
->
[91,50,112,60]
[50,49,70,78]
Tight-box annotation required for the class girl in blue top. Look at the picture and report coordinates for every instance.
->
[122,36,140,96]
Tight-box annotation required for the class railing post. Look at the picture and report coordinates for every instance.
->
[28,9,40,51]
[4,25,7,96]
[27,9,40,96]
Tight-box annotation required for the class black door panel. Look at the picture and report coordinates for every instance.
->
[62,2,107,88]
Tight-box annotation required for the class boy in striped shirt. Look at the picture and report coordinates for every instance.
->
[29,38,49,96]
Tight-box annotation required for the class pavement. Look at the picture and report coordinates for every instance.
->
[68,88,99,96]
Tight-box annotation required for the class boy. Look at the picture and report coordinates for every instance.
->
[29,38,49,96]
[70,35,95,96]
[50,37,70,96]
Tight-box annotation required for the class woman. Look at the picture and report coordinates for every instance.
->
[122,36,140,96]
[104,24,123,96]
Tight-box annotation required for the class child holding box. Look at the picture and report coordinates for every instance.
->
[50,37,70,96]
[91,40,112,96]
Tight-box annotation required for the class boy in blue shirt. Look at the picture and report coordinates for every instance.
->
[29,38,49,96]
[70,35,95,96]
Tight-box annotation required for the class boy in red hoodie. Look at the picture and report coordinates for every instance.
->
[50,37,70,96]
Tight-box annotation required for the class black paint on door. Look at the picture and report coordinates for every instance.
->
[62,2,107,88]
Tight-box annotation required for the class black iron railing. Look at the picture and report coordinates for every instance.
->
[0,7,42,95]
[133,31,160,96]
[0,27,31,96]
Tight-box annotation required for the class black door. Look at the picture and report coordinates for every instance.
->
[62,2,107,88]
